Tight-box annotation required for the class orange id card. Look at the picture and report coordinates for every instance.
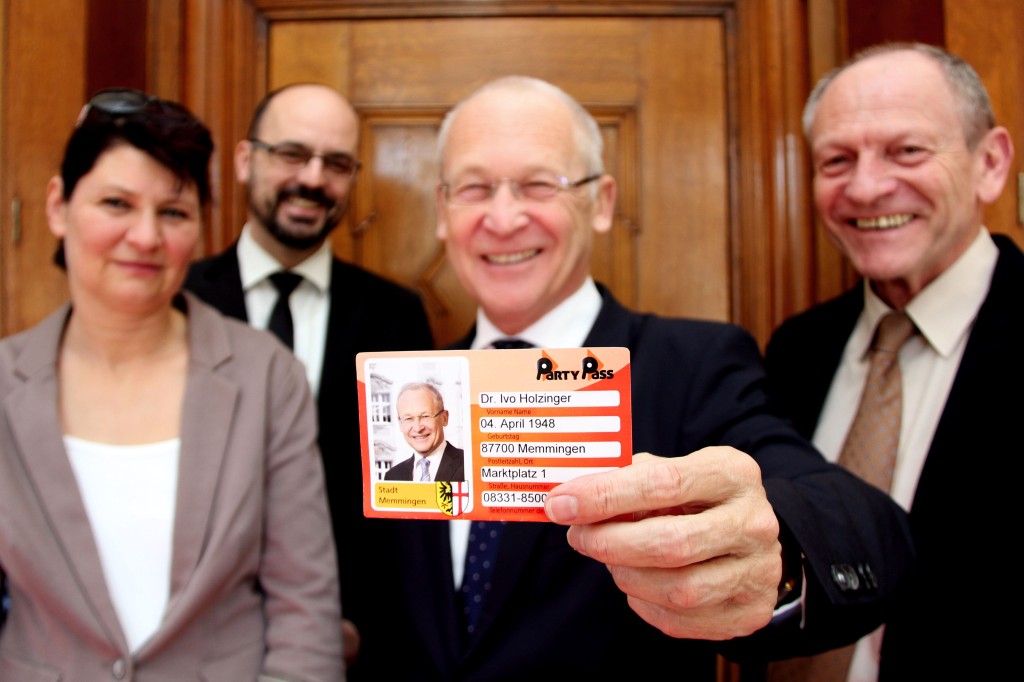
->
[356,347,632,521]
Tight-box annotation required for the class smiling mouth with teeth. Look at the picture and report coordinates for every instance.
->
[486,249,540,264]
[287,197,322,209]
[852,214,913,230]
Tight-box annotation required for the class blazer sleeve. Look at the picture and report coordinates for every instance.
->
[692,324,914,661]
[622,311,910,659]
[258,348,345,681]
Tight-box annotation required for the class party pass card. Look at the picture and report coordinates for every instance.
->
[356,347,632,522]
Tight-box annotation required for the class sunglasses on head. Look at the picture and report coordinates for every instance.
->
[75,87,180,127]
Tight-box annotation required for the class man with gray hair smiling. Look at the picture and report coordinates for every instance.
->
[352,74,917,680]
[386,382,465,482]
[762,42,1019,681]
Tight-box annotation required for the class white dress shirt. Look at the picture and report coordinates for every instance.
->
[812,228,998,682]
[449,277,603,588]
[236,224,332,396]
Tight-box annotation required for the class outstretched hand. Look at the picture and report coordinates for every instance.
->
[544,447,782,640]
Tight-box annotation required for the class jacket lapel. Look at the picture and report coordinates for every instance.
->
[185,244,249,322]
[6,305,129,651]
[435,442,463,481]
[318,259,359,406]
[913,236,1024,511]
[160,294,236,628]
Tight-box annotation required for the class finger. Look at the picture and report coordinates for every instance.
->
[606,545,780,612]
[604,551,780,640]
[564,477,779,568]
[569,489,774,569]
[567,511,712,568]
[626,586,777,640]
[545,447,757,525]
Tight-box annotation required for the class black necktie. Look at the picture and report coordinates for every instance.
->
[460,337,533,638]
[267,271,303,349]
[490,338,534,349]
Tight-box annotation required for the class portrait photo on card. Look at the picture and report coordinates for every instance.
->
[363,355,471,488]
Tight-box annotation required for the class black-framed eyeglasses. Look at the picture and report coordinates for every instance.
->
[249,139,362,178]
[440,173,601,206]
[399,410,445,427]
[75,87,176,128]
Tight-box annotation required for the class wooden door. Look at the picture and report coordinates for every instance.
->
[946,0,1024,249]
[180,0,814,350]
[0,0,85,336]
[268,17,727,346]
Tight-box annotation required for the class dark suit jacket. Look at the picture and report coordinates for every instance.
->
[184,245,434,651]
[385,441,465,482]
[763,235,1024,680]
[354,284,914,681]
[0,294,342,680]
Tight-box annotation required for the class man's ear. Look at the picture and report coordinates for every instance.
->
[235,138,253,184]
[975,125,1014,204]
[435,183,450,240]
[592,174,617,235]
[45,176,67,239]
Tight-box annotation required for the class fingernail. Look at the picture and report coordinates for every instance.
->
[546,494,579,523]
[565,527,589,557]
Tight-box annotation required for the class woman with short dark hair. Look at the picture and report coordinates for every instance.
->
[0,89,344,681]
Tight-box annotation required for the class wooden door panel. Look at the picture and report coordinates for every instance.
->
[0,0,85,336]
[946,0,1024,248]
[268,16,727,346]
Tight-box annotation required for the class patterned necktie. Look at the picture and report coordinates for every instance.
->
[767,311,917,682]
[837,311,917,492]
[417,457,431,482]
[267,271,303,349]
[458,337,533,637]
[460,519,507,636]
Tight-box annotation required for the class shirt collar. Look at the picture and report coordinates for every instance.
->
[237,223,333,294]
[472,277,602,349]
[858,228,997,358]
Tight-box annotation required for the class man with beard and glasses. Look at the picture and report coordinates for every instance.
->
[184,83,434,671]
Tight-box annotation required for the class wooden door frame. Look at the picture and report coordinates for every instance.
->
[152,0,815,347]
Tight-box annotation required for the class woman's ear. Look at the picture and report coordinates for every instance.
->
[46,176,68,238]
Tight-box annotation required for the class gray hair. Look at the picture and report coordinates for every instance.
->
[396,382,445,413]
[803,42,995,149]
[436,75,605,177]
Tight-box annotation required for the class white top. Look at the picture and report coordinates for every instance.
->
[237,224,332,396]
[449,278,602,588]
[811,228,998,682]
[65,436,180,653]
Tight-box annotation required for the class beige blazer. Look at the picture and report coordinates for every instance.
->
[0,292,344,681]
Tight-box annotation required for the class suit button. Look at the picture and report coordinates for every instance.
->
[830,563,860,591]
[112,658,127,679]
[857,562,878,590]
